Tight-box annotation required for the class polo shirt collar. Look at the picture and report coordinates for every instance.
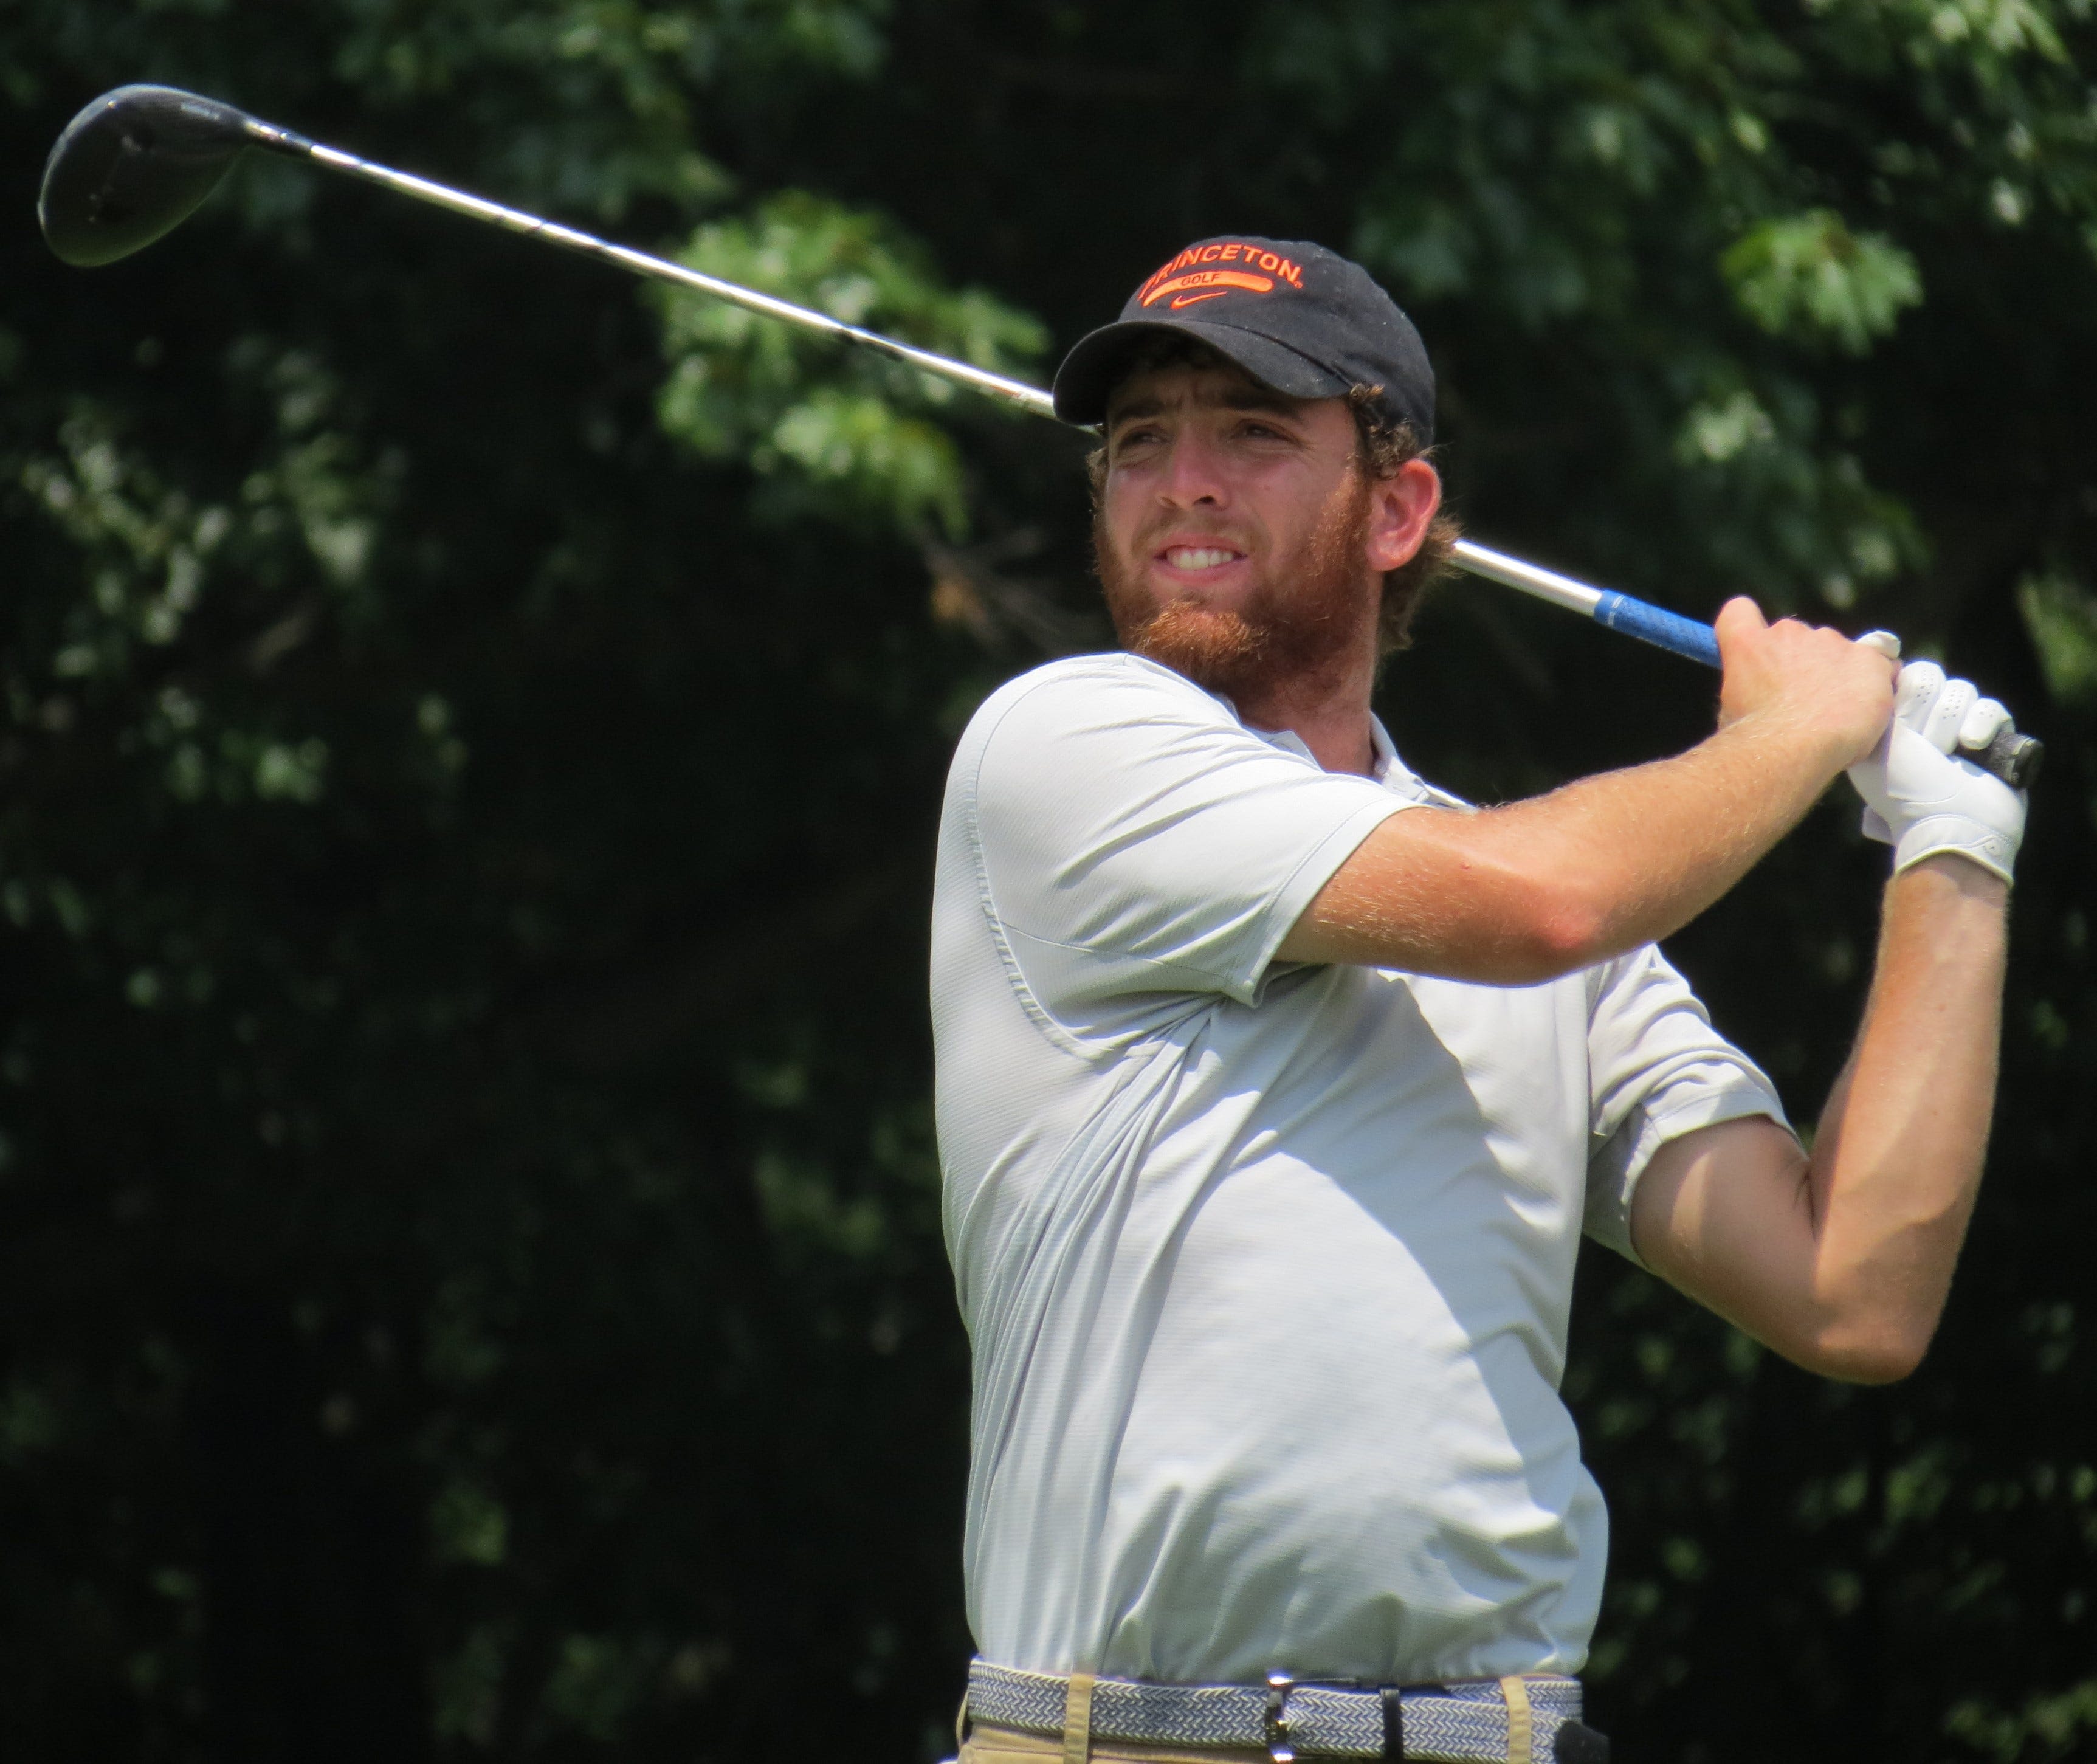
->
[1223,697,1438,804]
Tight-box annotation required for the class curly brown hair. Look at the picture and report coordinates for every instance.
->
[1087,334,1461,655]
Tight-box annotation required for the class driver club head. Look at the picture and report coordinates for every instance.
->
[40,84,259,267]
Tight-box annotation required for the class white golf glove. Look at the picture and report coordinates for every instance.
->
[1845,659,2026,884]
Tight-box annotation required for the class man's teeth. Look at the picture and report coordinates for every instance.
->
[1166,547,1239,570]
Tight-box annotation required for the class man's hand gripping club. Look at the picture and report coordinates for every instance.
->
[1847,658,2028,884]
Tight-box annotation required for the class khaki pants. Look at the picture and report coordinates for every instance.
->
[964,1723,1272,1764]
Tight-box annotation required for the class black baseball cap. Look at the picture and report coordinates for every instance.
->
[1052,236,1435,443]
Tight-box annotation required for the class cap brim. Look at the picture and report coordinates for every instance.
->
[1050,318,1352,425]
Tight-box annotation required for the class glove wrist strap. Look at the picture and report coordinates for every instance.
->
[1892,815,2017,886]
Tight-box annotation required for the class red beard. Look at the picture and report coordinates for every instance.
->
[1094,473,1376,701]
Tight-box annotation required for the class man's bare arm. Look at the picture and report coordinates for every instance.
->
[1628,856,2007,1383]
[1277,599,1897,984]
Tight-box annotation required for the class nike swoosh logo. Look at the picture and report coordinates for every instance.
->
[1169,292,1229,308]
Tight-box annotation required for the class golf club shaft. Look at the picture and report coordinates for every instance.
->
[244,111,2039,787]
[246,120,1050,419]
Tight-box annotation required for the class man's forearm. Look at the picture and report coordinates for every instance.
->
[1283,600,1897,983]
[1628,855,2007,1382]
[1283,706,1854,982]
[1801,856,2006,1373]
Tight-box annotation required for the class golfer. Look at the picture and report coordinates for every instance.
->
[931,238,2023,1764]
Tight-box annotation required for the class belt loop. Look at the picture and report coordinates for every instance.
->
[1380,1686,1406,1760]
[1500,1676,1533,1764]
[1062,1672,1096,1764]
[1264,1673,1295,1764]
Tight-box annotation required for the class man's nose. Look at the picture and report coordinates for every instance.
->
[1155,431,1230,508]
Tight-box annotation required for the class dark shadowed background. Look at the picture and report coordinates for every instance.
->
[1,2,2093,1760]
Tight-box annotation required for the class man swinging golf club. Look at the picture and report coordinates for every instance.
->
[30,87,2034,1759]
[931,239,2026,1764]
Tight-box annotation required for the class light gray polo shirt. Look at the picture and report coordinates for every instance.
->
[931,652,1786,1687]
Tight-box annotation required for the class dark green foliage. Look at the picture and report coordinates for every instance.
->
[1,2,2092,1759]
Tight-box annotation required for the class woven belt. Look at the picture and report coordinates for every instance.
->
[966,1660,1607,1764]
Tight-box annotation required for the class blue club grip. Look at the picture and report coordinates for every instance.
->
[1593,591,1722,669]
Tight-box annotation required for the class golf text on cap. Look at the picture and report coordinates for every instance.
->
[1137,241,1306,309]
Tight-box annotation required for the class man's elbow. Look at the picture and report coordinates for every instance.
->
[1787,1210,1971,1383]
[1789,1314,1938,1385]
[1493,889,1616,984]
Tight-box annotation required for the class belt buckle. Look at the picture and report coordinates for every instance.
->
[1263,1673,1295,1764]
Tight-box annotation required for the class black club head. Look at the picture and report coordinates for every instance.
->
[40,84,258,267]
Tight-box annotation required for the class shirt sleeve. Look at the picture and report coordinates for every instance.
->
[1582,943,1794,1267]
[959,656,1410,1022]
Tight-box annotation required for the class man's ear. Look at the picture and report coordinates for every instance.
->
[1365,460,1441,571]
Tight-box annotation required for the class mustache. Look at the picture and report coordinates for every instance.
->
[1124,518,1258,559]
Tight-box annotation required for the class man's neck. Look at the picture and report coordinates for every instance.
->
[1234,675,1379,777]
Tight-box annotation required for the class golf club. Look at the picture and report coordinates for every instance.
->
[38,83,2041,787]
